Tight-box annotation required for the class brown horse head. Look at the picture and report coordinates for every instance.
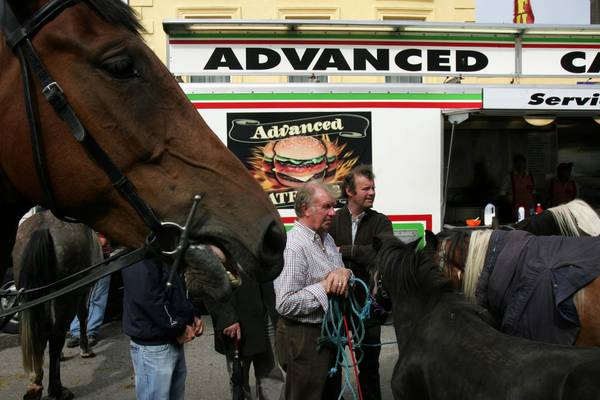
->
[0,0,285,301]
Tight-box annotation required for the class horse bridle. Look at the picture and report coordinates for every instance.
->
[0,0,194,252]
[0,0,204,319]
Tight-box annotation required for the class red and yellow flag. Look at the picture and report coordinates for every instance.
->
[514,0,535,23]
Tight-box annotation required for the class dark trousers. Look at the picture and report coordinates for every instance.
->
[324,323,382,400]
[276,318,334,400]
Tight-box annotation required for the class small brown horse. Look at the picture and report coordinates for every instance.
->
[428,229,600,347]
[0,0,285,302]
[13,210,103,400]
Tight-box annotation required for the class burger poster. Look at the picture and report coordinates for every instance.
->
[226,112,372,209]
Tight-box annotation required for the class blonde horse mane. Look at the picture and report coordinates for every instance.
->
[463,230,493,303]
[549,199,600,237]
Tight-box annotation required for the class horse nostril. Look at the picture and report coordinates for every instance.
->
[260,220,286,266]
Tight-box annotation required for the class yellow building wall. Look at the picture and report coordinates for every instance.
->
[131,0,475,83]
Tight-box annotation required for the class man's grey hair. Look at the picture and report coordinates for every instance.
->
[294,181,337,217]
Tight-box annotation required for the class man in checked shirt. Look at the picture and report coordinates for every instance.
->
[274,181,353,400]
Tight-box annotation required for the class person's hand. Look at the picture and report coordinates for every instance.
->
[176,324,196,344]
[222,322,241,340]
[321,268,352,296]
[192,317,204,337]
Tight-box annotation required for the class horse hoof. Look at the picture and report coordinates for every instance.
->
[42,387,74,400]
[23,386,43,400]
[80,350,96,358]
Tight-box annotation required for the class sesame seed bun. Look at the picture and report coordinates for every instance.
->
[273,136,326,160]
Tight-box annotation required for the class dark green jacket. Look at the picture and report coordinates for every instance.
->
[329,206,393,284]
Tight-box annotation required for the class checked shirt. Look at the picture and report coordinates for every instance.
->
[274,221,344,324]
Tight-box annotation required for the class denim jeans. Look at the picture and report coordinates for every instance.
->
[129,341,187,400]
[70,275,110,337]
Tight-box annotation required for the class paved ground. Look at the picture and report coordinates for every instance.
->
[0,319,399,399]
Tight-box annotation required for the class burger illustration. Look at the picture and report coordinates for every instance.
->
[271,136,328,188]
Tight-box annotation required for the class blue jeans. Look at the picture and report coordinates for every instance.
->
[129,341,187,400]
[70,275,110,337]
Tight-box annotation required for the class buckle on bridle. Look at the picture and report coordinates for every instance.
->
[157,194,204,288]
[156,193,204,256]
[438,239,447,273]
[42,81,63,100]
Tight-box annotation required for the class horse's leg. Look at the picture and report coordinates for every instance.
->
[46,298,75,400]
[45,332,73,400]
[77,288,94,358]
[574,277,600,346]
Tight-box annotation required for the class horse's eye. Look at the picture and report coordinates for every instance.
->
[102,57,139,79]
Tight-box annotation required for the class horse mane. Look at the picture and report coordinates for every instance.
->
[462,230,492,302]
[435,229,492,302]
[8,0,143,35]
[378,237,453,301]
[85,0,144,35]
[549,199,600,237]
[436,229,467,268]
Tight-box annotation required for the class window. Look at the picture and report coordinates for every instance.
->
[176,9,238,83]
[379,12,430,83]
[288,74,328,83]
[385,76,422,84]
[279,10,338,83]
[190,76,231,83]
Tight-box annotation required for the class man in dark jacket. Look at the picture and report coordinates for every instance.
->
[205,268,284,400]
[122,256,203,400]
[328,165,393,400]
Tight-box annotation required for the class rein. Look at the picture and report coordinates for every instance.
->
[0,194,204,320]
[0,246,144,319]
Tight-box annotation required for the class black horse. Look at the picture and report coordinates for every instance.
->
[13,211,103,400]
[374,236,600,400]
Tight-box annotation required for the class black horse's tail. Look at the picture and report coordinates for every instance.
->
[18,229,56,374]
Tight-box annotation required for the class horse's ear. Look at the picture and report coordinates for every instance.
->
[407,237,421,252]
[422,230,438,251]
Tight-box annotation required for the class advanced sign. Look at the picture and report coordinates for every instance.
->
[168,37,516,76]
[167,31,600,78]
[483,87,600,110]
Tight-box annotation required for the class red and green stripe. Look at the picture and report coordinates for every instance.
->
[170,33,515,48]
[281,215,431,245]
[523,36,600,49]
[187,92,482,110]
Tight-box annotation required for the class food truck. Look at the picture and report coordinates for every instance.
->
[164,20,600,238]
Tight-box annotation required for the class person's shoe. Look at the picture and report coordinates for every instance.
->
[66,336,80,348]
[87,335,98,347]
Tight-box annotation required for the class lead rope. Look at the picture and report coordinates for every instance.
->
[318,277,371,400]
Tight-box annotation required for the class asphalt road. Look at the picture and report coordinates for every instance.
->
[0,319,399,399]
